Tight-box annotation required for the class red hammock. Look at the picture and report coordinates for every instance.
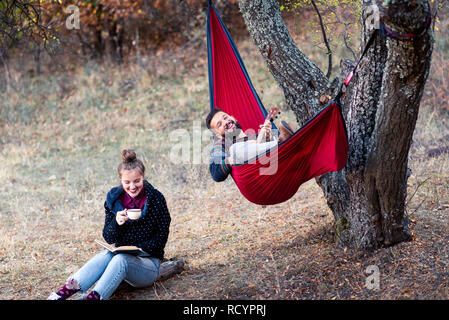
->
[207,2,348,205]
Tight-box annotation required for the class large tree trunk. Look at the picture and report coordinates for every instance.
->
[238,0,433,250]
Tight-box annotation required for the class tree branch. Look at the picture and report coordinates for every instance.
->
[325,5,357,61]
[310,0,332,79]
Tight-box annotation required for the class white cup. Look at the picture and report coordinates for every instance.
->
[127,209,141,220]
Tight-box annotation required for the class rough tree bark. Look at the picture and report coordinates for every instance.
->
[238,0,433,250]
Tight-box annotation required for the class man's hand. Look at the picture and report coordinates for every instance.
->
[257,121,272,143]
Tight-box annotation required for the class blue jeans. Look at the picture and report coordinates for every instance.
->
[69,250,160,300]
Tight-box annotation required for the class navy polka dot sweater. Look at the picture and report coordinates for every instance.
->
[102,180,171,260]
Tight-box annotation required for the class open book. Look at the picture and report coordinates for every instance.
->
[95,239,148,255]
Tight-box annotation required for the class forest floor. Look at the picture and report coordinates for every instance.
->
[0,15,448,300]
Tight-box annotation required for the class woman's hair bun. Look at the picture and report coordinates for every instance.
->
[118,149,145,177]
[121,149,137,163]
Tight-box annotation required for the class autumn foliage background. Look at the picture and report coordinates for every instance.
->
[0,0,448,299]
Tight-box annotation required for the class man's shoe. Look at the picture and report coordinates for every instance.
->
[278,121,294,143]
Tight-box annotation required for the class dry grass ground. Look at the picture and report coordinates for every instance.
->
[0,16,448,300]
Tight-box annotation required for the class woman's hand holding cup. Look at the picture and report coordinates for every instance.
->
[116,209,128,225]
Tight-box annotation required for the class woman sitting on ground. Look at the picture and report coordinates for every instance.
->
[48,149,171,300]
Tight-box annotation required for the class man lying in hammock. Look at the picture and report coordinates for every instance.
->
[205,108,294,182]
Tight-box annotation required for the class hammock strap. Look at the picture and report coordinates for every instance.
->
[380,1,432,42]
[336,1,431,102]
[335,28,379,103]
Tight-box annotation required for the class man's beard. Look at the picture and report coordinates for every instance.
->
[223,120,242,141]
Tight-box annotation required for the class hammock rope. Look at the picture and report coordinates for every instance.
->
[379,1,432,42]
